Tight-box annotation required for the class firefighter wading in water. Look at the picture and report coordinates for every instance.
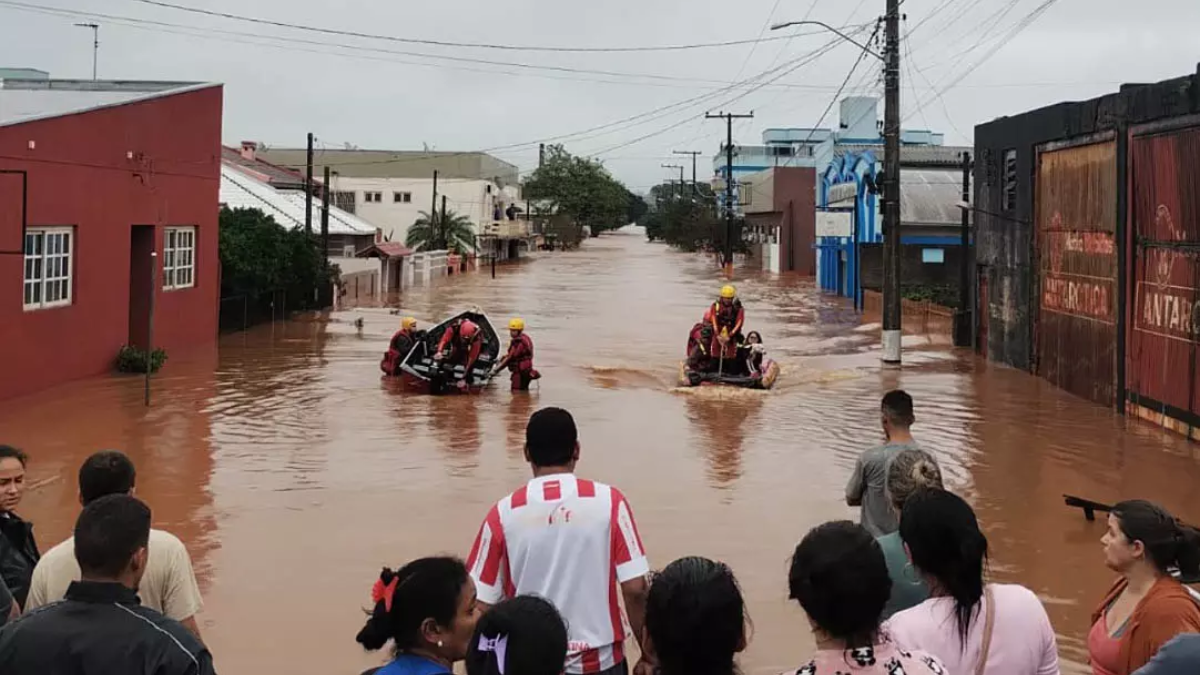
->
[380,317,422,376]
[710,284,746,361]
[491,318,540,391]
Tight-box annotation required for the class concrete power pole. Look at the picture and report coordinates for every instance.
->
[672,150,702,197]
[661,164,684,197]
[321,165,331,270]
[706,112,754,272]
[305,132,314,236]
[955,151,973,347]
[74,23,99,80]
[881,0,902,364]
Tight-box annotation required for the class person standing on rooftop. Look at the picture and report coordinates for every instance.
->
[467,407,651,675]
[845,390,930,537]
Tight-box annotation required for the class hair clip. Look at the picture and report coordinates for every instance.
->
[371,575,400,612]
[477,634,509,674]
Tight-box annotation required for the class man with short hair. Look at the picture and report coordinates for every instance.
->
[845,390,932,537]
[468,407,651,675]
[0,494,214,674]
[25,451,204,639]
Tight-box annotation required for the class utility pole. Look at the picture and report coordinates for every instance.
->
[431,169,439,236]
[881,0,902,364]
[955,151,973,348]
[321,165,331,271]
[661,164,684,198]
[673,150,702,196]
[539,143,545,168]
[440,194,448,250]
[74,23,99,80]
[706,111,753,272]
[305,132,314,236]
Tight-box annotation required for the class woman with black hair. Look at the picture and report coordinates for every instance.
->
[885,489,1059,675]
[466,596,568,675]
[787,521,944,675]
[1088,500,1200,675]
[356,557,481,675]
[643,556,747,675]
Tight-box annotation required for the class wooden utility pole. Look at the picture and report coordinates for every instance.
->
[706,111,753,272]
[431,169,439,236]
[881,0,902,364]
[672,150,702,196]
[305,132,314,235]
[661,164,684,198]
[321,165,331,270]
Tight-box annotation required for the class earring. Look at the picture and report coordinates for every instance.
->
[438,641,444,648]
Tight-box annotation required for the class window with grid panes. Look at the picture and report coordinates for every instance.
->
[23,228,73,310]
[164,227,196,290]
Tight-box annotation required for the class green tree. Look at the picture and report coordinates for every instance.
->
[405,209,476,254]
[523,145,633,237]
[218,206,336,311]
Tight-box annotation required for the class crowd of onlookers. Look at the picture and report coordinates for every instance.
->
[1,393,1199,674]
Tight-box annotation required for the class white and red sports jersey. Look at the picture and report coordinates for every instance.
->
[467,473,649,674]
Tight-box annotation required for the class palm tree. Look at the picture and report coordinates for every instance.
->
[405,210,476,254]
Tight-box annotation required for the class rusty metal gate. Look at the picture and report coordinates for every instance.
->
[1034,136,1118,406]
[1127,118,1200,434]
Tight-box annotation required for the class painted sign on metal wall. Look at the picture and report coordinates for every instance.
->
[816,211,852,238]
[1127,123,1200,426]
[1035,138,1117,406]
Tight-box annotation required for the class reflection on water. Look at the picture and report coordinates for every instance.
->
[1,228,1199,675]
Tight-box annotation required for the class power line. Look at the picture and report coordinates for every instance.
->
[130,0,842,53]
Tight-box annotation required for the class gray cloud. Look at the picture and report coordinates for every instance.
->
[2,0,1197,191]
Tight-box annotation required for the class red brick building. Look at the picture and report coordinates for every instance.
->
[0,78,223,400]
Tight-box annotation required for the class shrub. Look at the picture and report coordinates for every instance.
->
[115,345,167,374]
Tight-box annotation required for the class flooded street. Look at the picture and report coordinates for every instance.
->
[4,227,1200,675]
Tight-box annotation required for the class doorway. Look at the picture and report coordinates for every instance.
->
[128,225,155,349]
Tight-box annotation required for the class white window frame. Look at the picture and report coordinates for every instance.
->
[23,227,74,311]
[393,191,412,204]
[163,226,197,291]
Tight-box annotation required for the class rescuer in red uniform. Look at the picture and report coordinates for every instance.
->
[687,308,716,372]
[491,318,540,391]
[434,317,483,390]
[709,284,746,361]
[380,317,420,376]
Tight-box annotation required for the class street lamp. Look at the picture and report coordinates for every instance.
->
[74,22,99,81]
[768,20,883,61]
[771,10,903,366]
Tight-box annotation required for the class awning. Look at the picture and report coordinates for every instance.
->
[356,242,414,259]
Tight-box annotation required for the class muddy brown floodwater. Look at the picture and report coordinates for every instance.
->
[4,227,1200,674]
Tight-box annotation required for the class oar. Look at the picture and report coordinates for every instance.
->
[717,328,728,378]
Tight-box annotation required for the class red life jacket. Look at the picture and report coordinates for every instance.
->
[506,333,534,373]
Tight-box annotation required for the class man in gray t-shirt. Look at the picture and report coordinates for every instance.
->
[845,390,923,537]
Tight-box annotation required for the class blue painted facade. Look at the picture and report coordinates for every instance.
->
[816,149,963,301]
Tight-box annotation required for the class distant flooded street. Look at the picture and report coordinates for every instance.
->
[4,228,1200,674]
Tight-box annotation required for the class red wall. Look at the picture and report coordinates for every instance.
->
[0,86,223,400]
[772,167,817,275]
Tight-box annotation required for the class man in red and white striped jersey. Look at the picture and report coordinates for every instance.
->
[467,407,651,675]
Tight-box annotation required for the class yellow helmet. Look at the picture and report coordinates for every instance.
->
[509,318,525,331]
[401,317,417,330]
[720,284,737,299]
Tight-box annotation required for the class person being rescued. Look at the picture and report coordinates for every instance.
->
[709,284,746,362]
[687,309,717,373]
[491,318,541,391]
[380,317,422,376]
[741,331,767,377]
[433,317,484,391]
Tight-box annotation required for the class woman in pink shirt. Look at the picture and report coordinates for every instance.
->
[884,489,1060,675]
[787,520,946,675]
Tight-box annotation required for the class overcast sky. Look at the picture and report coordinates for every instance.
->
[2,0,1197,191]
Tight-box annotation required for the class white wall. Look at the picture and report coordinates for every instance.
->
[328,176,519,247]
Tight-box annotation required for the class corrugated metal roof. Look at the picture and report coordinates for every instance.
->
[219,165,374,235]
[826,169,969,226]
[0,79,214,128]
[220,146,306,188]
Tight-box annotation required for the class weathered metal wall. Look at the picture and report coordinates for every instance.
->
[974,64,1200,379]
[1035,139,1118,405]
[1127,121,1200,429]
